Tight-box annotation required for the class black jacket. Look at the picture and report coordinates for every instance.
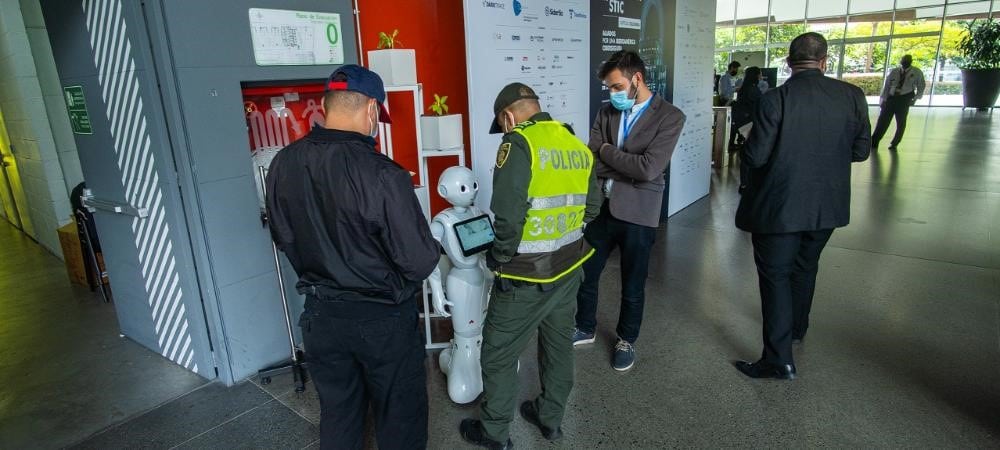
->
[736,69,871,234]
[266,127,439,305]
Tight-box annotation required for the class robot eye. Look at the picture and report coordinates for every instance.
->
[460,185,468,193]
[473,182,479,190]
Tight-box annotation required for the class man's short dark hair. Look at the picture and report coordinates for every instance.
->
[323,72,367,112]
[598,50,647,80]
[728,61,741,70]
[788,32,828,64]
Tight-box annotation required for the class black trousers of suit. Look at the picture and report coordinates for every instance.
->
[750,229,834,365]
[872,92,915,146]
[302,299,428,450]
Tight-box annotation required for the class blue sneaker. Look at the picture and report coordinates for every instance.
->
[612,338,635,371]
[572,328,595,346]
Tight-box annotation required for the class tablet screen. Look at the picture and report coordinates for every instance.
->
[453,214,495,257]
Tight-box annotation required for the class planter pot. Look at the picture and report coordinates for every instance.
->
[420,114,463,150]
[367,49,417,86]
[961,68,1000,109]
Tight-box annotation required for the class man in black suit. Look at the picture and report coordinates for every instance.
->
[734,33,871,380]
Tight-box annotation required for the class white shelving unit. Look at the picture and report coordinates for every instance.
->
[379,83,466,350]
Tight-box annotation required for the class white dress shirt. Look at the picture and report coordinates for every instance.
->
[881,66,926,102]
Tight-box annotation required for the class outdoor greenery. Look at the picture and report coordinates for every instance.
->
[958,19,1000,69]
[716,18,979,93]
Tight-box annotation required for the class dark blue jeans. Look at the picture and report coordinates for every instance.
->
[575,203,657,343]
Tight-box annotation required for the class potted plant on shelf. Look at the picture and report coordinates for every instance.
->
[958,19,1000,110]
[367,29,417,86]
[420,94,464,150]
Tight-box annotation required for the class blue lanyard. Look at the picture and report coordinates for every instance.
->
[622,100,651,142]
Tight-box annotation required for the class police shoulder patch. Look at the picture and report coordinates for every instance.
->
[496,142,512,168]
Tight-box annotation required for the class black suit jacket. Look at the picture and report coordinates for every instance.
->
[736,69,871,234]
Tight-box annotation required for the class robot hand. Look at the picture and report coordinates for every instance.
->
[428,265,453,317]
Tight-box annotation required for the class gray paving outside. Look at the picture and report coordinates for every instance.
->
[0,108,997,448]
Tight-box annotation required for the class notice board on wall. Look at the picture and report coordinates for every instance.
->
[463,0,591,214]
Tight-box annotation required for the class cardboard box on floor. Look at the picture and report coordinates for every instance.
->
[57,221,88,286]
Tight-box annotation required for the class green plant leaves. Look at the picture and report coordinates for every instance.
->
[959,19,1000,70]
[428,93,450,116]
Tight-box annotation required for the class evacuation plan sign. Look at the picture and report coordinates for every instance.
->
[248,8,344,66]
[63,85,92,135]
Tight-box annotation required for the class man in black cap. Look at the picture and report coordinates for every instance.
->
[266,64,439,449]
[459,83,602,449]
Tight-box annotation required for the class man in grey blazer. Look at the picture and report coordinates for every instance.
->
[735,33,870,380]
[573,51,686,372]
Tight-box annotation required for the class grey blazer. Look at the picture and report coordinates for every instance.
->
[589,94,686,228]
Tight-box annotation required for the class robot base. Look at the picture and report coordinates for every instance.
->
[439,335,482,404]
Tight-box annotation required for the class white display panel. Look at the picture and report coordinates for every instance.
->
[667,0,715,216]
[463,0,591,213]
[248,8,345,66]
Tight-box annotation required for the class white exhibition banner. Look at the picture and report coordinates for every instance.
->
[666,0,715,216]
[463,0,591,214]
[248,8,345,66]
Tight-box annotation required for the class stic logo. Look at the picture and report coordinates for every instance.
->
[513,0,522,16]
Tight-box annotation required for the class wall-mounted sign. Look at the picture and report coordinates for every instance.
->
[63,85,93,135]
[248,8,344,66]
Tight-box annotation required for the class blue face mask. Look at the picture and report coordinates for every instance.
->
[609,77,638,111]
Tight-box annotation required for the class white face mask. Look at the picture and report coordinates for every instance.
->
[368,101,379,138]
[503,112,515,134]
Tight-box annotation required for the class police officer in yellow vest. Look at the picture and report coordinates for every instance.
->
[460,83,602,449]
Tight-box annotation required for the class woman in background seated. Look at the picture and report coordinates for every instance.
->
[732,66,763,193]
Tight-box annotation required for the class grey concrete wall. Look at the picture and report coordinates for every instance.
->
[0,0,84,256]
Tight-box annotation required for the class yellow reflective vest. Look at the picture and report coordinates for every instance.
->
[499,120,595,283]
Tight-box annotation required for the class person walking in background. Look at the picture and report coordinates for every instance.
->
[718,61,742,105]
[872,54,925,150]
[732,66,764,191]
[572,50,685,372]
[734,33,871,380]
[266,65,439,449]
[459,83,601,450]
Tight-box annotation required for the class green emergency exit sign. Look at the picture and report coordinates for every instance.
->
[63,85,93,135]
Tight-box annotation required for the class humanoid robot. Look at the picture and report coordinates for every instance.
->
[428,166,493,404]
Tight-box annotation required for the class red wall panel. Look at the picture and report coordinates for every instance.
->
[357,0,472,215]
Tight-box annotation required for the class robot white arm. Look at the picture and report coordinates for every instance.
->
[428,220,452,317]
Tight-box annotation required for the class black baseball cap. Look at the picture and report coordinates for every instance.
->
[326,64,392,123]
[489,83,539,134]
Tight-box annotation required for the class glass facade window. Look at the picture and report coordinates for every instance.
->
[714,0,1000,106]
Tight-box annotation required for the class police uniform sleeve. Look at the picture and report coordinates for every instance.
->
[489,133,532,265]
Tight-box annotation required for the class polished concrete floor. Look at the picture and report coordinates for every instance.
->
[1,108,998,449]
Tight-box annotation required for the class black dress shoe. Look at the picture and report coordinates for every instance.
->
[792,333,805,345]
[460,419,513,449]
[734,359,796,380]
[519,401,563,440]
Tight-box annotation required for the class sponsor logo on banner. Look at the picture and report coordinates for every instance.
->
[513,0,522,16]
[482,1,505,9]
[544,6,564,16]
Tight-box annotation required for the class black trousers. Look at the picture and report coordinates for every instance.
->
[301,300,428,450]
[872,93,915,146]
[576,202,657,343]
[750,229,834,365]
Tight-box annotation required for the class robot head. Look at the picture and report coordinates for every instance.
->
[437,166,478,208]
